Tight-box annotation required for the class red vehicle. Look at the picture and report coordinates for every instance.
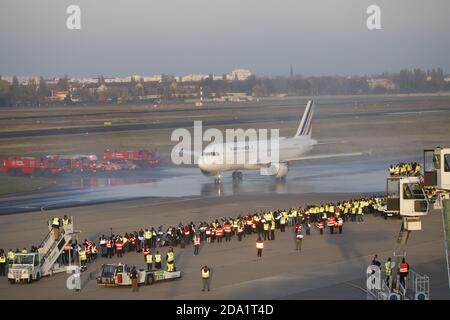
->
[2,157,65,176]
[103,149,160,167]
[46,155,101,173]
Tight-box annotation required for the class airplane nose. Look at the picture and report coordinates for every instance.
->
[198,156,214,176]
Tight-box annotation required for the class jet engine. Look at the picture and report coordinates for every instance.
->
[275,163,289,178]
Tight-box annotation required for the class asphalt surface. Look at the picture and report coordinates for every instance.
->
[0,194,448,300]
[1,105,450,139]
[0,154,391,215]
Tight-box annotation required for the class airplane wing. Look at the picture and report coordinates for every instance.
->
[282,151,371,162]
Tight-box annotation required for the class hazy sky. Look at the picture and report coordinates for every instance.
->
[1,0,449,78]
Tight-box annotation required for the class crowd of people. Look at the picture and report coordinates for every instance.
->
[0,195,386,277]
[388,162,421,176]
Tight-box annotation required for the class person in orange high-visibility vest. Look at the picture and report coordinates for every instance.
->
[215,225,223,243]
[327,216,336,234]
[256,237,264,258]
[105,238,113,259]
[223,221,232,242]
[63,242,71,264]
[115,238,123,257]
[193,234,201,256]
[318,221,324,235]
[399,258,410,288]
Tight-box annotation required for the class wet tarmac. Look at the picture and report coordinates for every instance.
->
[0,150,413,215]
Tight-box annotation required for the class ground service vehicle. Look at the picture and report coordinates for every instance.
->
[2,157,65,176]
[103,149,160,167]
[96,263,181,286]
[8,217,78,284]
[46,155,101,173]
[8,253,43,283]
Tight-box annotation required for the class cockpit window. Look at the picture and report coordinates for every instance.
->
[203,152,220,156]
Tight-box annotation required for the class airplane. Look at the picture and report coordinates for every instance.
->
[197,100,367,184]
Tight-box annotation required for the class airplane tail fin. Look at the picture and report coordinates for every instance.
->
[294,100,314,138]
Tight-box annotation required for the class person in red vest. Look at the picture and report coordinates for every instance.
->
[130,236,136,252]
[294,222,302,233]
[327,216,336,234]
[224,221,232,242]
[193,234,201,256]
[184,225,190,246]
[335,206,341,218]
[318,220,324,235]
[105,238,113,259]
[85,240,92,262]
[216,225,223,243]
[256,237,264,258]
[63,242,71,264]
[115,237,124,257]
[399,257,410,288]
[237,224,244,241]
[142,245,150,258]
[245,216,253,235]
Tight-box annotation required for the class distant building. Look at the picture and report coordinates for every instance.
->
[213,92,253,102]
[180,74,209,82]
[48,90,70,101]
[231,69,252,81]
[367,78,397,90]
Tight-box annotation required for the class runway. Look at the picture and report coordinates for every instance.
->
[1,105,449,139]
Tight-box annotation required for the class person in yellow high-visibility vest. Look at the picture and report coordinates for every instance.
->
[7,249,15,268]
[154,251,162,270]
[146,250,153,271]
[166,247,175,272]
[0,251,6,277]
[79,247,87,269]
[201,265,210,292]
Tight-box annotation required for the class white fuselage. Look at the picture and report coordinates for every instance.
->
[198,136,317,176]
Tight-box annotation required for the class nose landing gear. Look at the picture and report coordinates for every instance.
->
[232,171,243,181]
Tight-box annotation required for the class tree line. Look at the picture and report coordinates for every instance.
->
[0,68,448,107]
